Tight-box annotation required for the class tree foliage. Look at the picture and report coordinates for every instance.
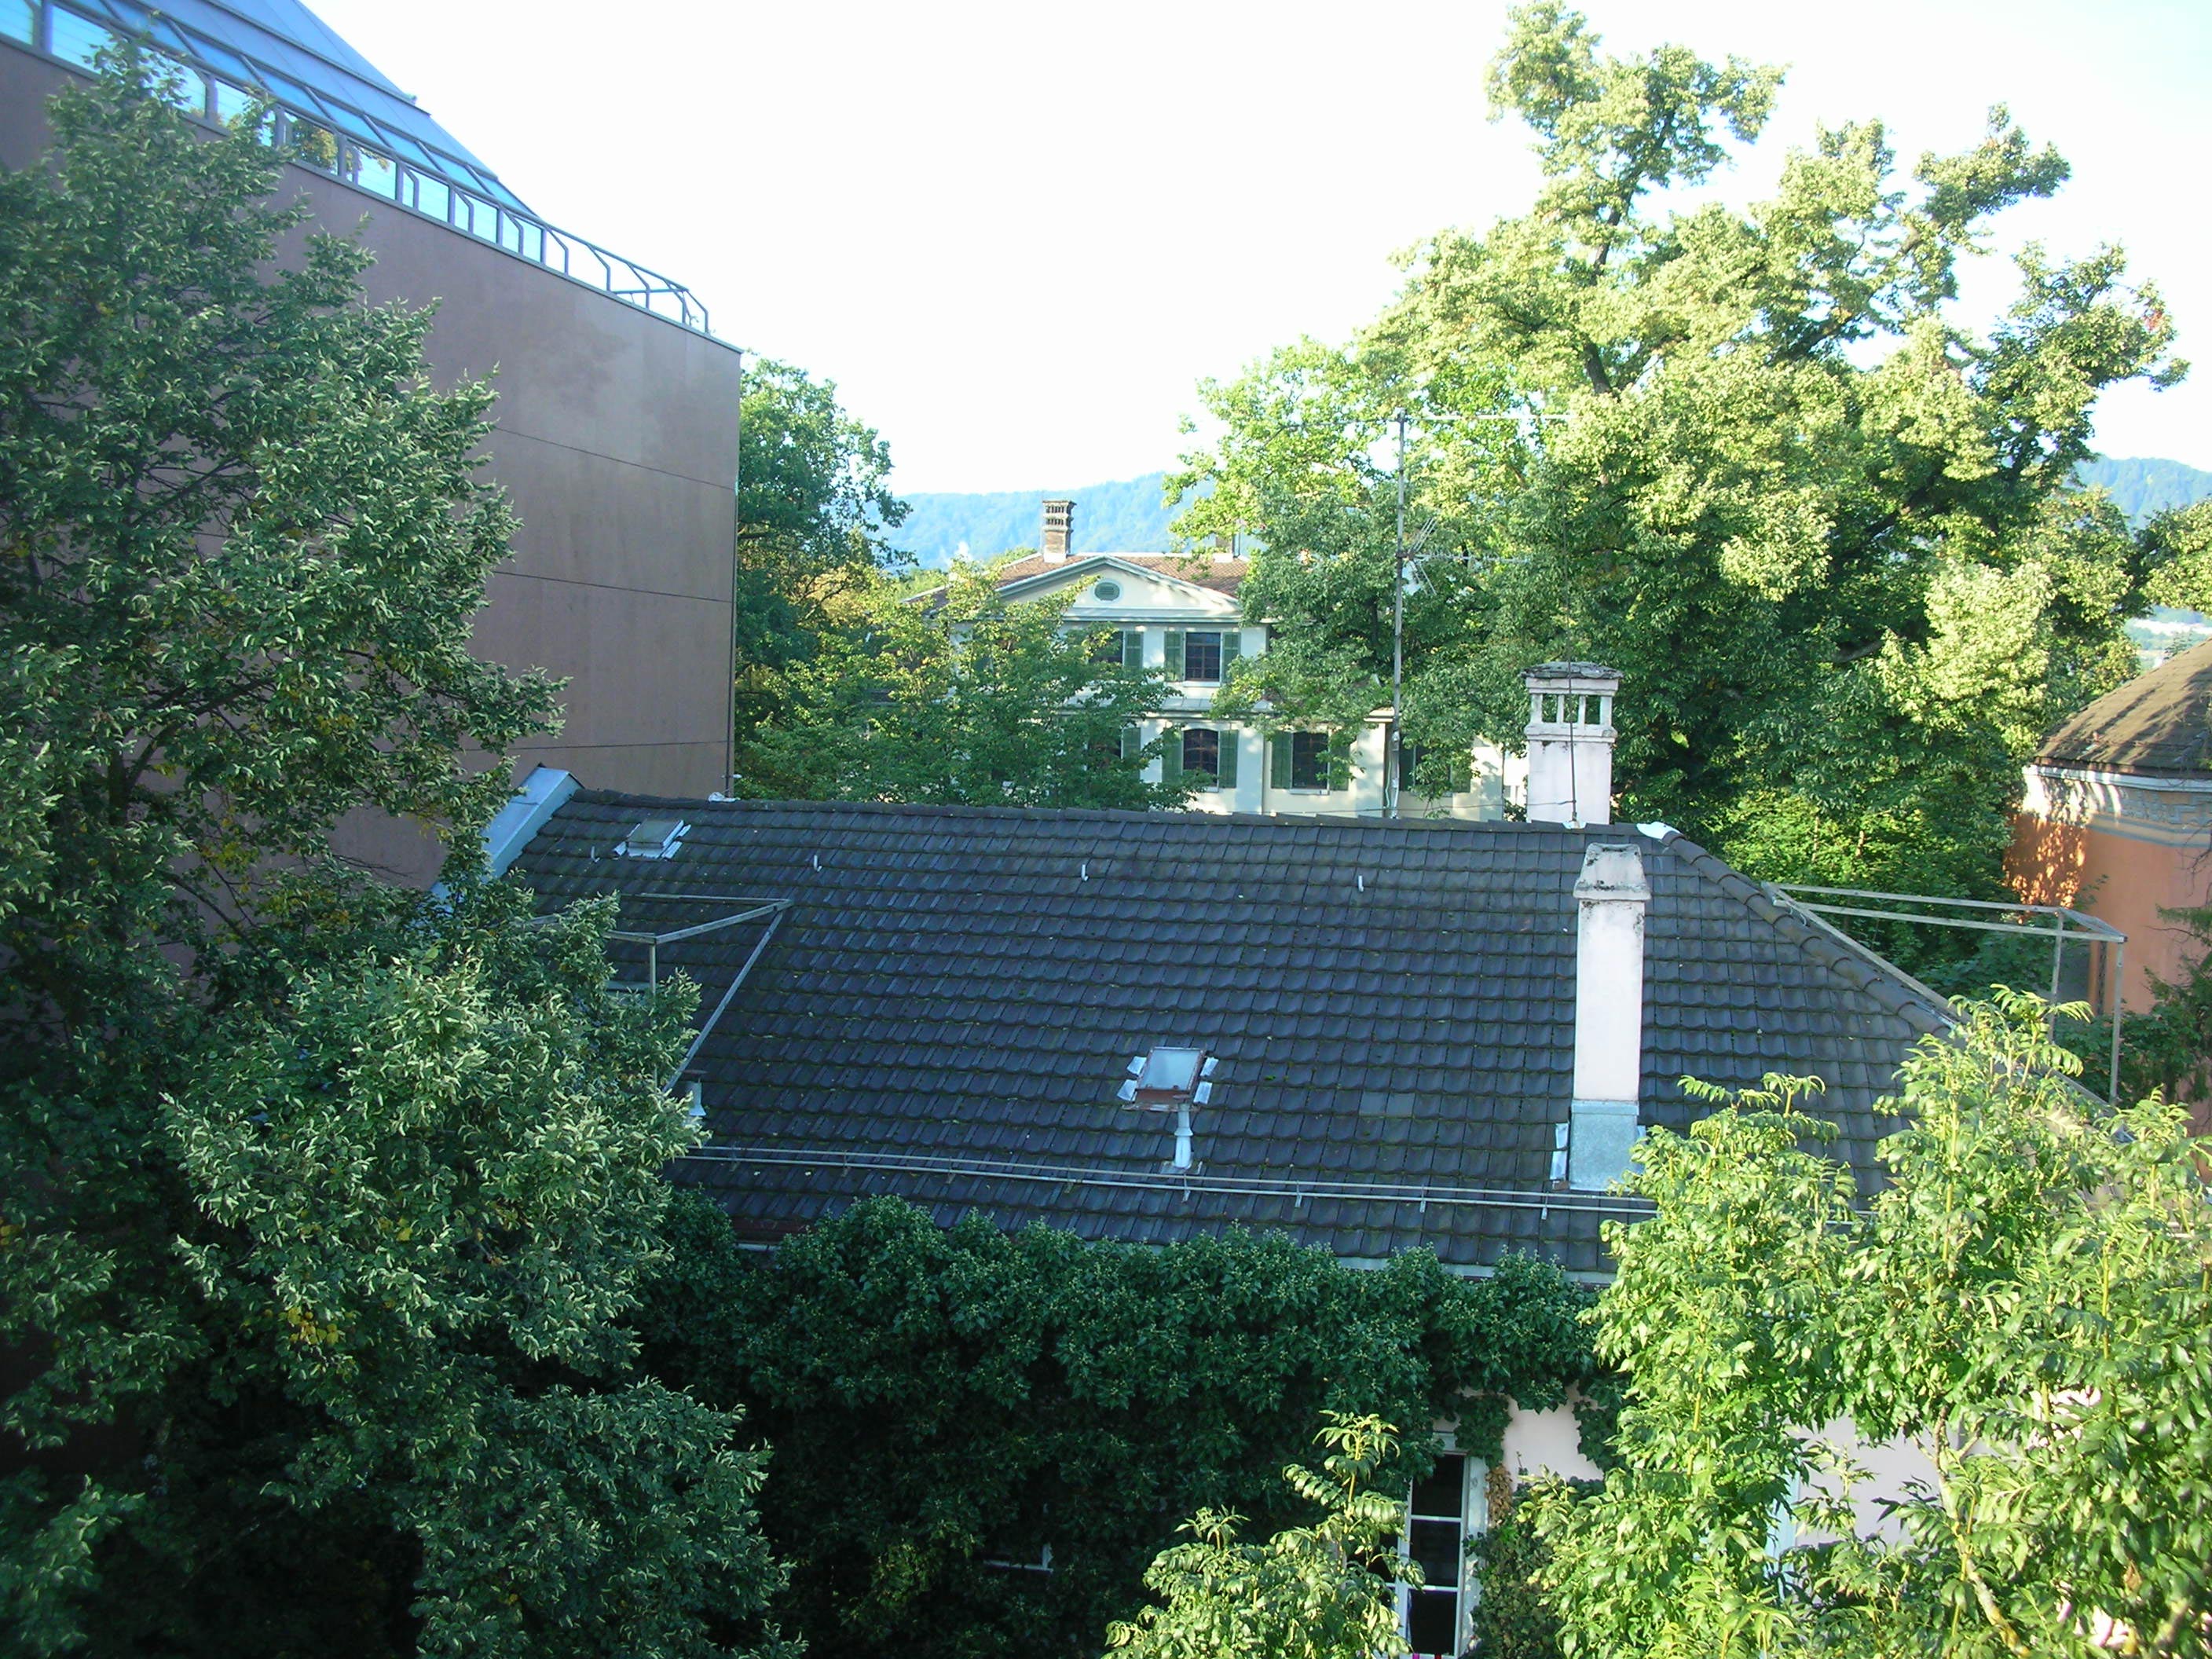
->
[731,566,1192,808]
[1104,1414,1417,1659]
[638,1194,1603,1659]
[733,357,909,734]
[0,56,780,1657]
[1529,994,2212,1657]
[1171,2,2181,923]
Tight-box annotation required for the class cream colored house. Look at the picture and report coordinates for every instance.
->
[988,511,1523,819]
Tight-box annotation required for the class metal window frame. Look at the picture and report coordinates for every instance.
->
[14,0,716,335]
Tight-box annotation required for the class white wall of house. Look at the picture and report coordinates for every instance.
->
[1021,555,1525,820]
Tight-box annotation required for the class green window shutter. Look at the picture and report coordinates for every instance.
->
[1221,629,1242,672]
[1122,628,1142,669]
[1270,732,1293,789]
[1119,724,1139,760]
[1218,729,1239,791]
[1163,629,1185,679]
[1163,727,1181,784]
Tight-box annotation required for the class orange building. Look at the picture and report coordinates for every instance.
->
[2011,641,2212,1010]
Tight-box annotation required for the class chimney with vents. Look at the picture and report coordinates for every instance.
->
[1567,840,1650,1191]
[1524,663,1621,827]
[1041,498,1075,562]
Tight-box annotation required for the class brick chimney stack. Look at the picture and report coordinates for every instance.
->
[1041,498,1075,562]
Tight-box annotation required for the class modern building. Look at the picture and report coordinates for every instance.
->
[493,676,1950,1657]
[976,499,1527,819]
[0,0,746,883]
[2010,637,2212,1010]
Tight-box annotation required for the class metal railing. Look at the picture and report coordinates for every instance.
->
[12,0,716,335]
[1772,883,2128,1103]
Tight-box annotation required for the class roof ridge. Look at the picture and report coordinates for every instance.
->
[566,792,1634,839]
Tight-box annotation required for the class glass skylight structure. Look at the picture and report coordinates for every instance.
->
[2,0,712,334]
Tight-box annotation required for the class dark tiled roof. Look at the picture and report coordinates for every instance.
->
[992,551,1252,596]
[511,798,1948,1273]
[2037,640,2212,778]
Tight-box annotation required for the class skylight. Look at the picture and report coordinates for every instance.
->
[614,816,690,859]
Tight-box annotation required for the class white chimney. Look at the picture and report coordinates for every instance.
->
[1567,840,1649,1192]
[1041,498,1075,562]
[1524,663,1621,826]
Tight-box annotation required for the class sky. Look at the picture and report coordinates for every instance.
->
[311,0,2212,495]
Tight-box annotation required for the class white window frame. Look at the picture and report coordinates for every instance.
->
[1399,1432,1487,1659]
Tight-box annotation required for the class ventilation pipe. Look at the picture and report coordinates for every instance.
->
[1524,662,1621,827]
[1568,840,1650,1191]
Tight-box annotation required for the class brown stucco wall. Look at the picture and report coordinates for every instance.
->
[2,42,742,884]
[2010,810,2212,1012]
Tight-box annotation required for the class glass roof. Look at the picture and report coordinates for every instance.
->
[85,0,524,209]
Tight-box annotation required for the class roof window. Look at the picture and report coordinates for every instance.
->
[1117,1046,1217,1172]
[615,816,690,859]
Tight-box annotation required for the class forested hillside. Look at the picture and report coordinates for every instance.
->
[891,459,2207,567]
[2078,456,2212,523]
[891,471,1185,566]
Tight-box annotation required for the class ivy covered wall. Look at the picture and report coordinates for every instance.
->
[638,1195,1603,1658]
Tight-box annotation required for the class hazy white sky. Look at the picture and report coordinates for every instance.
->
[314,0,2212,494]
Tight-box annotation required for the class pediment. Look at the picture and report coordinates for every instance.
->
[1002,556,1241,621]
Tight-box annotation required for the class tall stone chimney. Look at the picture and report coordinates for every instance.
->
[1041,498,1075,562]
[1524,662,1621,827]
[1567,841,1649,1192]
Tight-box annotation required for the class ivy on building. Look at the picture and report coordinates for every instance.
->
[637,1194,1606,1659]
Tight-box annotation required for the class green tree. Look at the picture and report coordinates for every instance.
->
[1172,3,2178,925]
[1529,994,2212,1657]
[731,566,1192,808]
[0,54,782,1657]
[1104,1415,1417,1659]
[2141,498,2212,613]
[733,357,909,734]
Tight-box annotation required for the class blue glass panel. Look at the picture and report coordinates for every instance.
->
[49,6,119,67]
[458,193,496,240]
[182,33,254,79]
[381,130,437,168]
[257,68,328,118]
[406,172,450,222]
[515,219,544,262]
[324,102,378,141]
[0,0,35,44]
[154,57,209,115]
[350,147,397,200]
[211,77,258,125]
[496,211,523,255]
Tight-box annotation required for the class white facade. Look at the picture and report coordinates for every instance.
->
[1005,554,1524,819]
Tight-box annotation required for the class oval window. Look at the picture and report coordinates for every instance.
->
[1093,580,1122,601]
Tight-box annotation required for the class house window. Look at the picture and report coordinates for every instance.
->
[1090,627,1141,669]
[1163,628,1240,683]
[1093,580,1122,601]
[1270,731,1331,791]
[1165,727,1237,792]
[1183,631,1222,683]
[1399,740,1472,796]
[1404,1452,1470,1658]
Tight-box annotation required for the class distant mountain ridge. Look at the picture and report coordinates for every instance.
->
[891,473,1185,567]
[2076,456,2212,524]
[888,457,2212,569]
